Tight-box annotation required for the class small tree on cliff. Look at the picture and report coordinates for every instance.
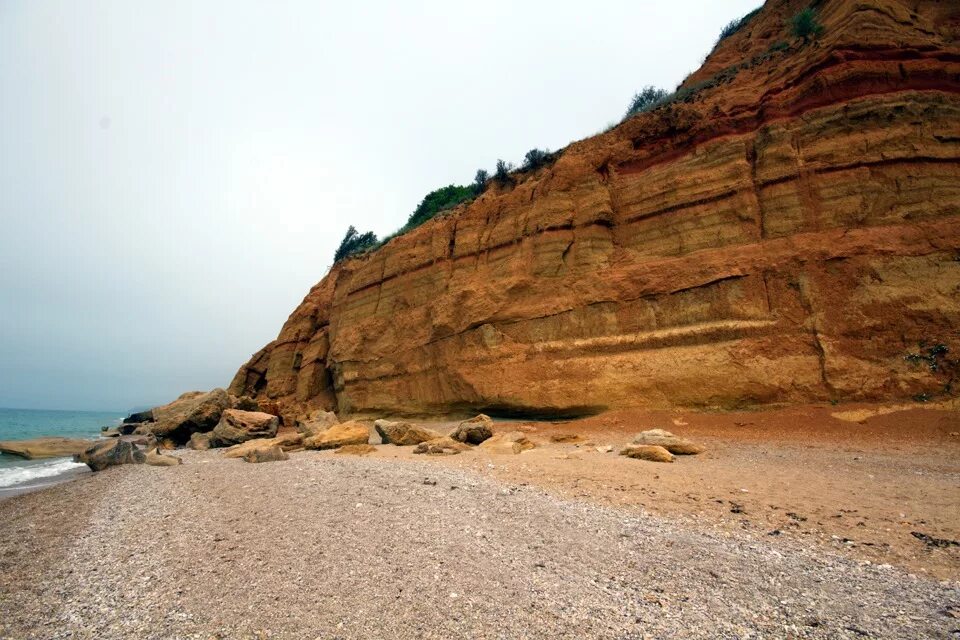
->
[334,225,378,263]
[791,7,824,43]
[494,159,514,186]
[473,169,489,195]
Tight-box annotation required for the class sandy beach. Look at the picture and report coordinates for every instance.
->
[0,404,957,639]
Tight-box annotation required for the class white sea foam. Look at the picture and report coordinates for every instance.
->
[0,457,87,488]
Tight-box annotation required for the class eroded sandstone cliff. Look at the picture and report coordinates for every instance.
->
[230,0,960,423]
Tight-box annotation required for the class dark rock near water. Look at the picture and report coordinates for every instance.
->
[123,409,154,424]
[75,440,146,472]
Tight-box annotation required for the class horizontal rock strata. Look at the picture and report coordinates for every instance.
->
[230,0,960,420]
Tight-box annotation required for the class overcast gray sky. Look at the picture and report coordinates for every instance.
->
[0,0,759,411]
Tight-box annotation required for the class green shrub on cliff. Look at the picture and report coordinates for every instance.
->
[334,225,378,262]
[791,7,824,42]
[473,169,489,194]
[624,86,669,118]
[405,184,476,231]
[714,6,761,48]
[521,148,551,172]
[494,159,514,186]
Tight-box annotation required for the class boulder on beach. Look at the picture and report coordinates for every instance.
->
[479,431,535,455]
[210,409,280,447]
[297,409,339,437]
[374,420,441,446]
[304,421,370,450]
[242,445,289,463]
[631,429,704,455]
[620,444,675,463]
[145,448,182,467]
[75,439,146,471]
[450,414,493,445]
[149,388,233,444]
[0,437,96,460]
[188,432,213,450]
[413,437,471,456]
[223,432,304,459]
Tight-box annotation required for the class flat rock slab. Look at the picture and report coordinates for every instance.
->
[0,437,95,459]
[0,451,954,639]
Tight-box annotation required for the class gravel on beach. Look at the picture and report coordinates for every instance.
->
[0,449,957,639]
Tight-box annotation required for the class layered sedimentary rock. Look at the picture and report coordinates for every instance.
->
[231,0,960,420]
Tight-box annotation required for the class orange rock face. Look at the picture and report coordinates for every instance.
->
[230,0,960,419]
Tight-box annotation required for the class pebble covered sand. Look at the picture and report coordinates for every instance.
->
[1,449,957,639]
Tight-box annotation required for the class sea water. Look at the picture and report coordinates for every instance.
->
[0,408,123,488]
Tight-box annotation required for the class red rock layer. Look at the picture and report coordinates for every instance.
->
[230,0,960,422]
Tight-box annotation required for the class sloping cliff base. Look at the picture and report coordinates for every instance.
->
[0,401,957,638]
[229,0,960,424]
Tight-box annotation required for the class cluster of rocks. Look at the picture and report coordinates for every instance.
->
[63,388,705,472]
[619,429,705,463]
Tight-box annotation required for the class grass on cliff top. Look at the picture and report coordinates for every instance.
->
[333,3,819,265]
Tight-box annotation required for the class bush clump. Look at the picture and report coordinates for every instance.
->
[406,184,476,231]
[494,159,514,186]
[791,7,825,42]
[522,148,551,172]
[334,225,378,262]
[715,6,762,48]
[624,86,669,118]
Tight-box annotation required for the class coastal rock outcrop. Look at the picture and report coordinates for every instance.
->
[228,0,960,419]
[631,429,704,455]
[620,445,675,463]
[303,421,369,450]
[374,420,442,446]
[223,432,305,458]
[413,437,471,456]
[0,438,95,460]
[297,410,339,438]
[145,448,182,467]
[479,431,535,455]
[149,389,232,444]
[450,415,494,445]
[75,440,146,472]
[242,445,289,463]
[210,410,280,447]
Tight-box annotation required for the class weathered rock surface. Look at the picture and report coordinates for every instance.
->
[374,420,442,446]
[479,431,535,455]
[210,409,280,447]
[222,433,305,459]
[450,414,494,445]
[149,389,232,444]
[229,0,960,419]
[145,448,182,467]
[123,409,153,424]
[413,437,472,456]
[75,440,146,472]
[297,409,339,437]
[304,421,369,450]
[0,438,96,460]
[188,432,213,451]
[242,445,289,463]
[631,429,705,455]
[620,445,675,463]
